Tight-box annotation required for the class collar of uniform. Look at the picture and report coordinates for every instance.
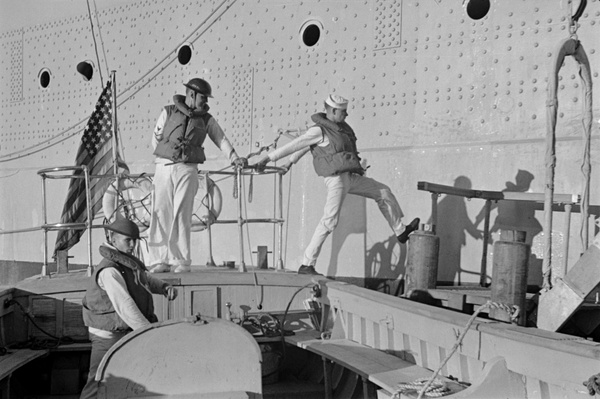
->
[99,243,148,272]
[311,112,343,132]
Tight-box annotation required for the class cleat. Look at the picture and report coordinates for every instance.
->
[398,217,420,244]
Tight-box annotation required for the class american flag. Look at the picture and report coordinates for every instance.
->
[54,80,128,254]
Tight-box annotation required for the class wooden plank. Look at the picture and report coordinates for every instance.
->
[417,181,579,204]
[0,349,48,380]
[285,333,465,396]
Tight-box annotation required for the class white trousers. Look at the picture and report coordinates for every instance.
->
[303,172,405,266]
[148,163,199,267]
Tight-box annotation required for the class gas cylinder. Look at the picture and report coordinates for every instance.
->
[405,225,439,295]
[490,230,530,325]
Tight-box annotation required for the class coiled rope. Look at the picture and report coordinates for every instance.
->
[392,300,519,399]
[393,378,451,398]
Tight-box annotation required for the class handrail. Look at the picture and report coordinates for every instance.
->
[7,165,287,278]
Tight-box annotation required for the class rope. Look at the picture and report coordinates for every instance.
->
[392,300,519,399]
[393,378,451,398]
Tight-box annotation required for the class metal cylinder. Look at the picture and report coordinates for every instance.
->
[405,228,439,295]
[490,230,530,325]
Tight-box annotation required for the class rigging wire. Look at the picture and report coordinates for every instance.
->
[85,0,104,87]
[92,0,111,81]
[0,0,237,163]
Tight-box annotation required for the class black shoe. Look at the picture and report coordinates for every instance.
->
[298,265,321,275]
[398,217,420,244]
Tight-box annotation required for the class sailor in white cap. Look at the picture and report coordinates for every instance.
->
[255,94,419,275]
[148,78,247,273]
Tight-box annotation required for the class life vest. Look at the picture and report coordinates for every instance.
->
[310,113,364,177]
[153,105,212,163]
[82,245,159,331]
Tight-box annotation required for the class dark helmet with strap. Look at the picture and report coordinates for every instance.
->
[184,78,213,98]
[104,218,140,240]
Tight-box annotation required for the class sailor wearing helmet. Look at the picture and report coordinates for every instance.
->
[80,218,177,398]
[149,78,247,273]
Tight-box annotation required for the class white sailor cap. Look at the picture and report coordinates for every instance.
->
[325,94,349,110]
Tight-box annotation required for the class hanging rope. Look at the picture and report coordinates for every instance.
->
[543,15,592,290]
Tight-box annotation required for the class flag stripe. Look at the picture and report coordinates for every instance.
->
[54,81,129,254]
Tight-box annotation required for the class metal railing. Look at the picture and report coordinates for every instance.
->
[2,165,287,277]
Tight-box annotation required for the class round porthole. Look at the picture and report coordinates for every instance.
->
[77,60,94,81]
[38,68,51,89]
[300,20,323,48]
[465,0,490,20]
[178,44,192,65]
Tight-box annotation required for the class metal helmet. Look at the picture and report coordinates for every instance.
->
[184,78,213,98]
[104,218,140,240]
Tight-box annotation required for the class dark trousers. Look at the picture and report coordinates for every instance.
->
[80,330,129,399]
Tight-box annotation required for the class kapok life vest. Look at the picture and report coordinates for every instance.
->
[82,245,159,331]
[310,112,364,177]
[153,104,212,163]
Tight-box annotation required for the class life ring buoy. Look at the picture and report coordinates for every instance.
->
[102,175,153,232]
[191,174,222,232]
[102,174,222,233]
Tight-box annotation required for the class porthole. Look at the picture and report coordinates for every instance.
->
[465,0,490,20]
[77,60,94,81]
[300,20,323,48]
[178,43,192,65]
[38,68,51,89]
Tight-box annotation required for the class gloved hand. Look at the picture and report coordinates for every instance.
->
[278,162,292,175]
[584,374,600,396]
[164,285,178,301]
[254,157,270,173]
[232,157,248,169]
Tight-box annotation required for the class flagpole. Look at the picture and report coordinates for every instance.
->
[110,70,120,223]
[111,70,118,176]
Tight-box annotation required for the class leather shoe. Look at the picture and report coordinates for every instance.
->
[398,217,420,244]
[298,265,322,275]
[150,263,171,273]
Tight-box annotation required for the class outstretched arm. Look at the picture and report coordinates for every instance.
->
[256,126,323,172]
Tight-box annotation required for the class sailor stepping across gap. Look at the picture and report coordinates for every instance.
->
[256,94,419,276]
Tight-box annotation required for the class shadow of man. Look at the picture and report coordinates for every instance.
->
[431,176,483,285]
[474,169,543,286]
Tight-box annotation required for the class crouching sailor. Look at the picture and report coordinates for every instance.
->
[255,94,420,276]
[80,218,178,399]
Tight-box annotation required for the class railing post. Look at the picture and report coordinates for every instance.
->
[237,167,246,272]
[41,172,49,278]
[563,203,572,276]
[276,172,284,270]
